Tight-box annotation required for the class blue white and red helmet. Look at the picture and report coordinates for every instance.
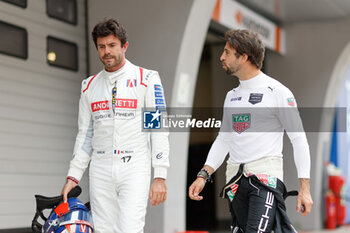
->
[43,198,93,233]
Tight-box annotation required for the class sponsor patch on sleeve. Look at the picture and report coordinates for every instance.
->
[287,97,295,107]
[154,91,163,98]
[154,84,163,91]
[154,84,166,110]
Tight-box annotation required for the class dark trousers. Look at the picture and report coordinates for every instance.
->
[221,164,298,233]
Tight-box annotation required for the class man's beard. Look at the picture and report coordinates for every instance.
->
[102,53,122,69]
[225,65,239,76]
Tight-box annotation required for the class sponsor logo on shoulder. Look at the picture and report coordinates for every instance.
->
[287,97,295,106]
[145,71,153,81]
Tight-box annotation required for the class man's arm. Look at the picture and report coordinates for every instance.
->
[188,165,214,201]
[276,88,313,215]
[297,178,313,216]
[145,70,169,207]
[61,79,93,202]
[188,94,230,201]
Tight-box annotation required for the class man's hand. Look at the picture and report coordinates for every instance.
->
[189,165,214,201]
[150,178,167,207]
[61,179,78,203]
[297,178,313,216]
[188,178,206,201]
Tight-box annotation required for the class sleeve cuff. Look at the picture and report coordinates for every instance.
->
[67,167,84,181]
[154,167,167,179]
[297,172,310,179]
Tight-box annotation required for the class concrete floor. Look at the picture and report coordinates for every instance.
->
[209,225,350,233]
[299,225,350,233]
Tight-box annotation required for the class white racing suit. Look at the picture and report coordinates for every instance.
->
[67,59,169,233]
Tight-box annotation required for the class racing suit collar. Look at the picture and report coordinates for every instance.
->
[104,59,130,84]
[239,72,266,89]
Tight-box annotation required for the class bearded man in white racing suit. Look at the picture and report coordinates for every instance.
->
[61,18,169,233]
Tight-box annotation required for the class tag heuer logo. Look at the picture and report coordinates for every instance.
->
[232,114,251,133]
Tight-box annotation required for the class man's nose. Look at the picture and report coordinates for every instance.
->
[104,46,111,54]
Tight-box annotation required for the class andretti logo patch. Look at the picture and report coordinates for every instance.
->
[232,114,250,133]
[91,101,109,112]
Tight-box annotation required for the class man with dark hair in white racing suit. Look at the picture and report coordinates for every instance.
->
[61,18,169,233]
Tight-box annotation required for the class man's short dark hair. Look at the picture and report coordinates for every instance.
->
[225,29,265,69]
[92,18,127,47]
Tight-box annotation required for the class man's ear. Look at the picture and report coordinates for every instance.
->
[123,41,129,52]
[241,53,248,63]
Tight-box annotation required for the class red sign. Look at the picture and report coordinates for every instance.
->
[91,101,109,112]
[115,98,137,109]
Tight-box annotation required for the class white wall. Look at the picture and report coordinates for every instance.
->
[265,16,350,230]
[0,0,88,229]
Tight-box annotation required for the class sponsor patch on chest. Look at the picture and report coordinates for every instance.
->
[91,101,109,112]
[115,98,137,109]
[248,93,263,105]
[230,97,242,102]
[126,79,137,87]
[232,114,251,133]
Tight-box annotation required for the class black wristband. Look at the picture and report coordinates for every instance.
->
[197,168,213,183]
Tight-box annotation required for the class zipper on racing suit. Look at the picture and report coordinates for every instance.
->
[112,82,118,156]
